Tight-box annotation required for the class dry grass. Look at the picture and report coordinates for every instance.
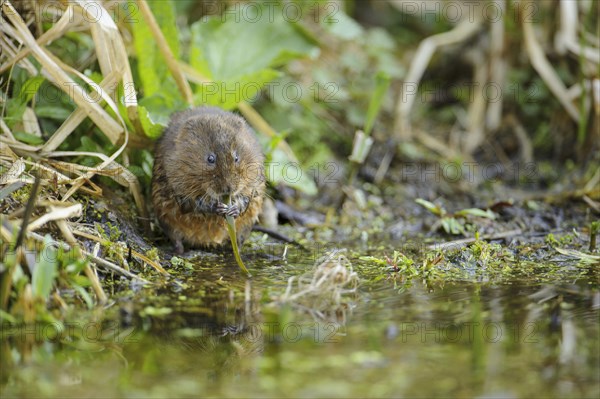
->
[0,0,300,316]
[0,1,172,315]
[390,0,599,158]
[271,250,359,322]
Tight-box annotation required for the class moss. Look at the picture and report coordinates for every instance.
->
[9,185,32,204]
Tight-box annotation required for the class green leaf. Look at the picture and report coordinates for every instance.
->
[266,147,317,196]
[31,235,59,300]
[19,76,45,104]
[359,256,388,267]
[364,71,391,136]
[190,3,317,107]
[0,309,17,324]
[555,247,600,264]
[191,7,316,81]
[321,9,364,40]
[225,207,251,276]
[415,198,445,216]
[455,208,497,220]
[72,284,94,309]
[141,306,173,316]
[13,131,44,145]
[441,217,464,235]
[34,105,72,120]
[194,69,281,110]
[131,0,181,99]
[78,136,102,153]
[138,104,168,139]
[265,129,290,161]
[69,274,91,287]
[4,99,27,128]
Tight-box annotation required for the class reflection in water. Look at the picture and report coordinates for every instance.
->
[1,276,598,397]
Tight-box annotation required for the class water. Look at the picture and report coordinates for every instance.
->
[1,253,599,398]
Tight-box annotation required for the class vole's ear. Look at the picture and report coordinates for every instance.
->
[180,116,217,145]
[230,117,245,132]
[183,117,207,134]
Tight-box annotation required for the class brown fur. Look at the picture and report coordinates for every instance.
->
[151,107,265,253]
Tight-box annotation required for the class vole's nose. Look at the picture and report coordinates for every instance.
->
[222,184,233,196]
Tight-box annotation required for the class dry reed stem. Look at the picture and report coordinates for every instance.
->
[0,19,38,76]
[520,1,579,122]
[78,0,143,134]
[0,158,25,184]
[393,18,482,140]
[464,50,488,154]
[178,61,212,84]
[21,108,42,137]
[25,204,82,232]
[1,1,146,221]
[0,5,76,75]
[0,119,16,141]
[556,1,600,63]
[41,70,122,153]
[2,2,124,144]
[486,0,506,132]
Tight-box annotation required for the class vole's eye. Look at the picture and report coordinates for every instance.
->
[233,151,240,163]
[207,153,216,165]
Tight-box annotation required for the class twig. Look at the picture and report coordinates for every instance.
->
[428,229,523,250]
[27,231,150,284]
[72,229,170,276]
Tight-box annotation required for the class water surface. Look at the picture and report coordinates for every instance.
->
[2,250,598,398]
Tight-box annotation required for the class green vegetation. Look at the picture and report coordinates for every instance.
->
[1,0,597,322]
[0,1,598,396]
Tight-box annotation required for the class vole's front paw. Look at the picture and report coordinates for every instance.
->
[215,202,240,218]
[226,204,240,218]
[215,202,228,216]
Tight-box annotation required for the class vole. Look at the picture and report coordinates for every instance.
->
[151,107,265,254]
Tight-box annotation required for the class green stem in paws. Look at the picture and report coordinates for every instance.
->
[225,196,251,276]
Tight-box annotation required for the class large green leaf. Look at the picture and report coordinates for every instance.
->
[194,69,281,110]
[320,9,364,40]
[190,3,317,107]
[138,104,168,139]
